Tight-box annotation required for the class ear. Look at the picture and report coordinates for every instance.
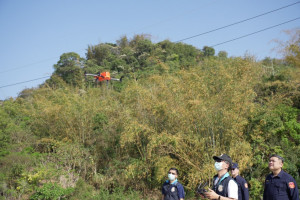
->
[279,162,284,168]
[224,162,229,170]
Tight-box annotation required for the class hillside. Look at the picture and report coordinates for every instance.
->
[0,31,299,199]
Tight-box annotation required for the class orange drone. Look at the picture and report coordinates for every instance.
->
[85,71,123,83]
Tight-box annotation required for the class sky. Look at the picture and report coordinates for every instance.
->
[0,0,299,100]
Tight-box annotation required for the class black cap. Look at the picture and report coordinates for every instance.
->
[232,163,238,169]
[213,154,232,164]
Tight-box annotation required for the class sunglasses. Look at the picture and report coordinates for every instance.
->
[168,172,176,175]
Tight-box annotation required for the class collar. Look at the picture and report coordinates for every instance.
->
[233,175,240,179]
[166,179,178,185]
[272,169,284,178]
[219,172,230,182]
[216,172,230,186]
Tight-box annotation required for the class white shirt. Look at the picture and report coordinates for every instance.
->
[214,177,238,199]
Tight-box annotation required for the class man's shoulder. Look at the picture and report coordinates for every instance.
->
[281,170,297,181]
[163,181,170,186]
[163,181,184,188]
[236,175,249,189]
[228,178,238,185]
[225,175,235,181]
[223,175,235,182]
[226,176,238,188]
[176,182,184,188]
[236,175,247,183]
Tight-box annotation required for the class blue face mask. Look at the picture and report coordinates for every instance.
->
[215,162,223,171]
[168,173,176,181]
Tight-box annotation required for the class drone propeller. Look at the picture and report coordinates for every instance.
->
[85,73,98,77]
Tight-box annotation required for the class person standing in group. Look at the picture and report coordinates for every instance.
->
[162,167,185,200]
[204,154,238,200]
[231,163,249,200]
[263,154,299,200]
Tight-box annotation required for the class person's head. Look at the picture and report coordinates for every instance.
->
[269,154,284,172]
[231,163,240,178]
[168,168,179,181]
[213,154,232,172]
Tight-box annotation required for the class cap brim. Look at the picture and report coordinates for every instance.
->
[213,156,222,161]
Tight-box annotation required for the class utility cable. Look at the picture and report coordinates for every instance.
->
[1,2,298,75]
[0,57,58,74]
[1,17,299,89]
[0,76,50,89]
[2,17,299,89]
[1,3,300,89]
[175,1,300,43]
[211,17,300,47]
[0,48,86,74]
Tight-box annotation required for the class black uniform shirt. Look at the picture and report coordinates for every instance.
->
[263,170,299,200]
[162,180,185,200]
[234,175,249,200]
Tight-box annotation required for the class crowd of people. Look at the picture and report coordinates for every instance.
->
[161,154,299,200]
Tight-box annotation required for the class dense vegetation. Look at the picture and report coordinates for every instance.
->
[0,30,299,199]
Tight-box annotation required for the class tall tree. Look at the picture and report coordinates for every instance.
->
[203,46,215,57]
[218,51,228,59]
[277,28,300,67]
[53,52,85,87]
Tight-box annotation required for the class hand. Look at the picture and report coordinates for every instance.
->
[204,188,219,200]
[197,193,205,199]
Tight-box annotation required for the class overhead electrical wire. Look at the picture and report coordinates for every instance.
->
[0,48,86,74]
[0,76,50,89]
[0,57,58,74]
[1,1,299,76]
[1,17,300,89]
[1,17,299,89]
[1,2,300,90]
[175,1,300,43]
[211,17,300,47]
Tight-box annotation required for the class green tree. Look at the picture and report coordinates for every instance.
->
[52,52,85,87]
[278,29,300,67]
[218,51,228,59]
[116,35,129,49]
[203,46,215,57]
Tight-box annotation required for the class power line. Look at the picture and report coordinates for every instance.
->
[0,48,86,74]
[1,2,298,76]
[175,1,300,43]
[2,1,299,76]
[211,17,300,47]
[0,57,58,74]
[1,17,299,90]
[1,4,300,90]
[0,76,50,89]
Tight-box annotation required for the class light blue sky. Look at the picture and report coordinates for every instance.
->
[0,0,299,100]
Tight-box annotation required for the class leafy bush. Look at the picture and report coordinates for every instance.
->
[93,187,141,200]
[30,183,74,200]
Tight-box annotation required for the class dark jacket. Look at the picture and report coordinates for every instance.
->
[162,180,185,200]
[234,175,249,200]
[212,173,236,197]
[263,170,299,200]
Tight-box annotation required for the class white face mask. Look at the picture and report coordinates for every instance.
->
[214,162,223,171]
[168,173,176,181]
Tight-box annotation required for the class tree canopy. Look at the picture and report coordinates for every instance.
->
[0,30,299,199]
